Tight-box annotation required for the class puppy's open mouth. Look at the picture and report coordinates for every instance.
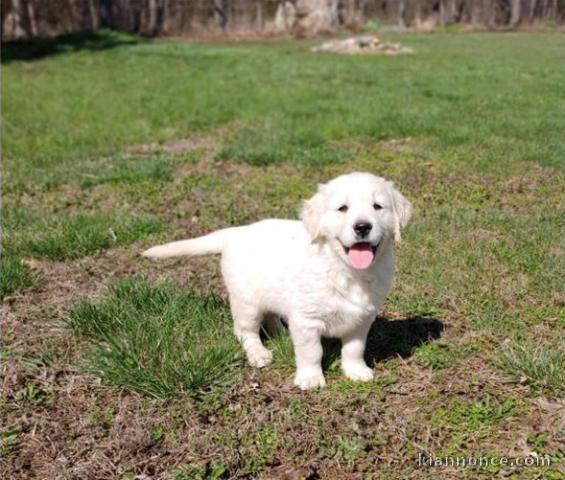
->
[343,242,379,270]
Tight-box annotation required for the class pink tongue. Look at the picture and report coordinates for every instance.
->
[348,243,374,269]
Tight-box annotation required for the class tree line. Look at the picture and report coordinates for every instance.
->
[2,0,564,42]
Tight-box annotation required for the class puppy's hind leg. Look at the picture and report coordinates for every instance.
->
[231,300,273,368]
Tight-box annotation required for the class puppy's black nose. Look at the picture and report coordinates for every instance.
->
[354,222,372,238]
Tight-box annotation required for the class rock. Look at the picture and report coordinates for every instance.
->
[312,35,413,55]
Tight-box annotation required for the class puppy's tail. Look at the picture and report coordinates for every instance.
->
[142,227,236,259]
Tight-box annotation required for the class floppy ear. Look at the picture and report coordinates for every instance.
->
[300,189,325,241]
[389,183,412,242]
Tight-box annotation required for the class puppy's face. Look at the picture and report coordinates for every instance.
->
[301,172,412,270]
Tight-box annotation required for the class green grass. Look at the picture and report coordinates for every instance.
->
[430,396,524,459]
[3,31,565,479]
[3,32,565,188]
[496,338,565,396]
[171,461,228,480]
[68,276,241,397]
[78,154,175,189]
[0,251,37,299]
[432,396,520,432]
[5,211,162,261]
[413,340,454,369]
[216,125,350,166]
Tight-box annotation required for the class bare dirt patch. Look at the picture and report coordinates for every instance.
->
[125,135,219,158]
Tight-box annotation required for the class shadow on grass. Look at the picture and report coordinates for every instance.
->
[321,315,444,370]
[365,315,445,364]
[2,30,143,63]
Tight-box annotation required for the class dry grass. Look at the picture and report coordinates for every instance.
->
[2,32,564,479]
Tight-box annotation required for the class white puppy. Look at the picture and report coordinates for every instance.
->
[143,172,412,390]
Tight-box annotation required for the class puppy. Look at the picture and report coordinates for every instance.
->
[143,172,412,390]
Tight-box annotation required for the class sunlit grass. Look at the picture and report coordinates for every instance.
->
[68,276,241,397]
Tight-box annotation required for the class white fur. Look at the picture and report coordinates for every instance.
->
[142,172,412,390]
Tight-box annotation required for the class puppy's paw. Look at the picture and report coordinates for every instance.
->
[247,346,273,368]
[342,362,374,382]
[294,368,326,390]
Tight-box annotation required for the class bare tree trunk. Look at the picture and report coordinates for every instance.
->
[447,0,458,23]
[148,0,157,35]
[99,0,112,28]
[529,0,538,22]
[161,0,169,34]
[471,0,481,24]
[540,0,548,18]
[88,0,99,30]
[67,0,77,33]
[485,0,496,26]
[488,0,496,27]
[439,0,446,26]
[8,0,31,39]
[548,0,558,20]
[413,0,422,27]
[398,0,406,27]
[215,0,229,30]
[511,0,521,25]
[26,0,37,36]
[256,0,263,29]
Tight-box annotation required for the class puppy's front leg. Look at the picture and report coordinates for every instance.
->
[289,322,325,390]
[341,321,374,382]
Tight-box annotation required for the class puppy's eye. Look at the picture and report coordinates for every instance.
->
[373,203,383,210]
[338,205,348,213]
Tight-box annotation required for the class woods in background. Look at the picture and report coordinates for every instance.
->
[2,0,564,41]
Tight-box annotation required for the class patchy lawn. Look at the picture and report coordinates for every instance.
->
[1,31,564,479]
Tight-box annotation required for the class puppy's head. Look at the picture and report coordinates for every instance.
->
[301,172,412,270]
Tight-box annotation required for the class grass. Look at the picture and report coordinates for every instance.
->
[497,338,565,396]
[5,211,163,261]
[216,125,350,166]
[432,396,521,433]
[0,251,37,299]
[2,30,564,479]
[3,32,565,188]
[78,154,175,189]
[68,276,241,397]
[413,340,454,369]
